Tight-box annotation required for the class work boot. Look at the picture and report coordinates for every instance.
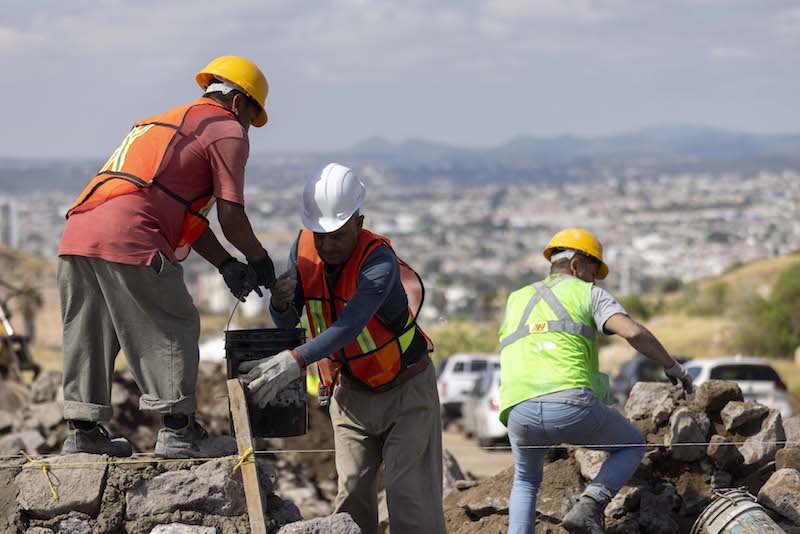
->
[154,415,236,459]
[61,421,133,457]
[561,495,606,534]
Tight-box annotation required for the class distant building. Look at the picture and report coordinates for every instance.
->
[0,200,19,249]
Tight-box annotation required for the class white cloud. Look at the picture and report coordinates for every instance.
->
[0,26,45,51]
[484,0,637,23]
[708,45,756,61]
[776,7,800,43]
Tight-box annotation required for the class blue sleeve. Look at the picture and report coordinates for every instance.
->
[269,236,305,328]
[295,245,399,365]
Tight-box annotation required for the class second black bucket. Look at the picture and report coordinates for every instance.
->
[225,328,307,438]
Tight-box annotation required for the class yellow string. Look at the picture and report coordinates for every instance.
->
[232,447,254,472]
[19,450,58,501]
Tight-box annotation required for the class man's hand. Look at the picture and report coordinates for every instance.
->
[270,270,297,312]
[250,254,276,290]
[665,361,693,394]
[219,259,262,302]
[238,349,305,408]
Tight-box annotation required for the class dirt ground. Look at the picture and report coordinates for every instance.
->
[442,427,514,479]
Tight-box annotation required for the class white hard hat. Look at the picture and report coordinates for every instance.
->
[301,163,366,233]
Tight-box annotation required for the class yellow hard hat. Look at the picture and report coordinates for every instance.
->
[543,228,609,279]
[196,55,269,127]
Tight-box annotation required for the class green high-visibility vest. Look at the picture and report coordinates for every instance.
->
[498,274,615,426]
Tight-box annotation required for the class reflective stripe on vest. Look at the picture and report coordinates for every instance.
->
[296,229,431,390]
[66,98,239,261]
[500,277,597,351]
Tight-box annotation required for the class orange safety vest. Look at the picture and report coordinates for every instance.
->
[66,98,241,261]
[296,229,432,391]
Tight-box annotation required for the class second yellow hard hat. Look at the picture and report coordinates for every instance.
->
[543,228,609,279]
[196,55,269,127]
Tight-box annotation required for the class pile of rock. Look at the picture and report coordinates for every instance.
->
[443,380,800,534]
[1,450,362,533]
[0,364,363,533]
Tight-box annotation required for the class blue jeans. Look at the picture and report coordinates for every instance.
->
[507,389,645,534]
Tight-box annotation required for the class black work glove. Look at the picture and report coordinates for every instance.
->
[219,258,262,302]
[250,254,276,290]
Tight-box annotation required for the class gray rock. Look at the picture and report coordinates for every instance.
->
[574,448,608,480]
[150,525,218,534]
[26,403,64,431]
[126,458,261,519]
[0,430,46,455]
[625,382,673,420]
[784,416,800,448]
[458,493,509,517]
[0,410,15,434]
[652,395,677,427]
[777,448,800,471]
[16,453,107,519]
[721,400,770,431]
[692,380,743,413]
[605,486,642,519]
[29,371,63,404]
[110,382,132,407]
[442,449,464,495]
[269,499,304,527]
[758,468,800,525]
[666,407,710,461]
[25,529,54,534]
[57,519,92,534]
[638,486,681,534]
[739,410,785,467]
[711,470,733,489]
[707,435,744,470]
[276,513,361,534]
[276,474,331,518]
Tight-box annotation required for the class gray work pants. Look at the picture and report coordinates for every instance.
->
[58,254,200,422]
[329,362,446,534]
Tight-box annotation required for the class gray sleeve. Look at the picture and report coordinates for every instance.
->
[269,236,304,328]
[295,246,398,365]
[591,286,628,335]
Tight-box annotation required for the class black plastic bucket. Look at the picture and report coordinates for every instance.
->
[225,328,307,437]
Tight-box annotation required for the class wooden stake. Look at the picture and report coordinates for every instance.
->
[227,378,268,534]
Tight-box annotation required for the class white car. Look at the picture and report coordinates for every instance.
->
[684,356,794,418]
[461,367,507,447]
[437,354,500,426]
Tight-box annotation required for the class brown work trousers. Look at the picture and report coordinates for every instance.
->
[58,254,200,422]
[329,361,446,534]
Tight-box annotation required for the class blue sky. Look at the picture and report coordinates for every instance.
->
[2,0,799,158]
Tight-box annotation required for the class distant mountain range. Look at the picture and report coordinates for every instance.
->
[3,125,800,193]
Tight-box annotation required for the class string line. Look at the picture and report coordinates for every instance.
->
[1,440,797,468]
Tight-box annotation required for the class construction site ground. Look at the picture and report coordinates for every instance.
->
[442,427,513,479]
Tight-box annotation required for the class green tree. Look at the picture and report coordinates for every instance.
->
[617,294,652,321]
[736,262,800,357]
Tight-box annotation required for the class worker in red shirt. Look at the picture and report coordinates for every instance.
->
[58,56,275,458]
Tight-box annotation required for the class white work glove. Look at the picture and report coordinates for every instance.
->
[270,269,297,312]
[238,349,305,408]
[665,361,693,394]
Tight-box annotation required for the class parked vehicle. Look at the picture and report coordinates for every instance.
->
[437,353,500,426]
[684,356,793,418]
[461,367,507,447]
[612,353,688,404]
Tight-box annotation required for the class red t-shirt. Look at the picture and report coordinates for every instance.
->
[59,104,248,265]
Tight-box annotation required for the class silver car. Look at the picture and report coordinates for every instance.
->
[461,367,508,447]
[684,356,794,418]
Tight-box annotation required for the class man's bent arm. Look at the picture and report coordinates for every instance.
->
[217,199,268,262]
[191,228,234,269]
[604,313,675,368]
[294,247,398,365]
